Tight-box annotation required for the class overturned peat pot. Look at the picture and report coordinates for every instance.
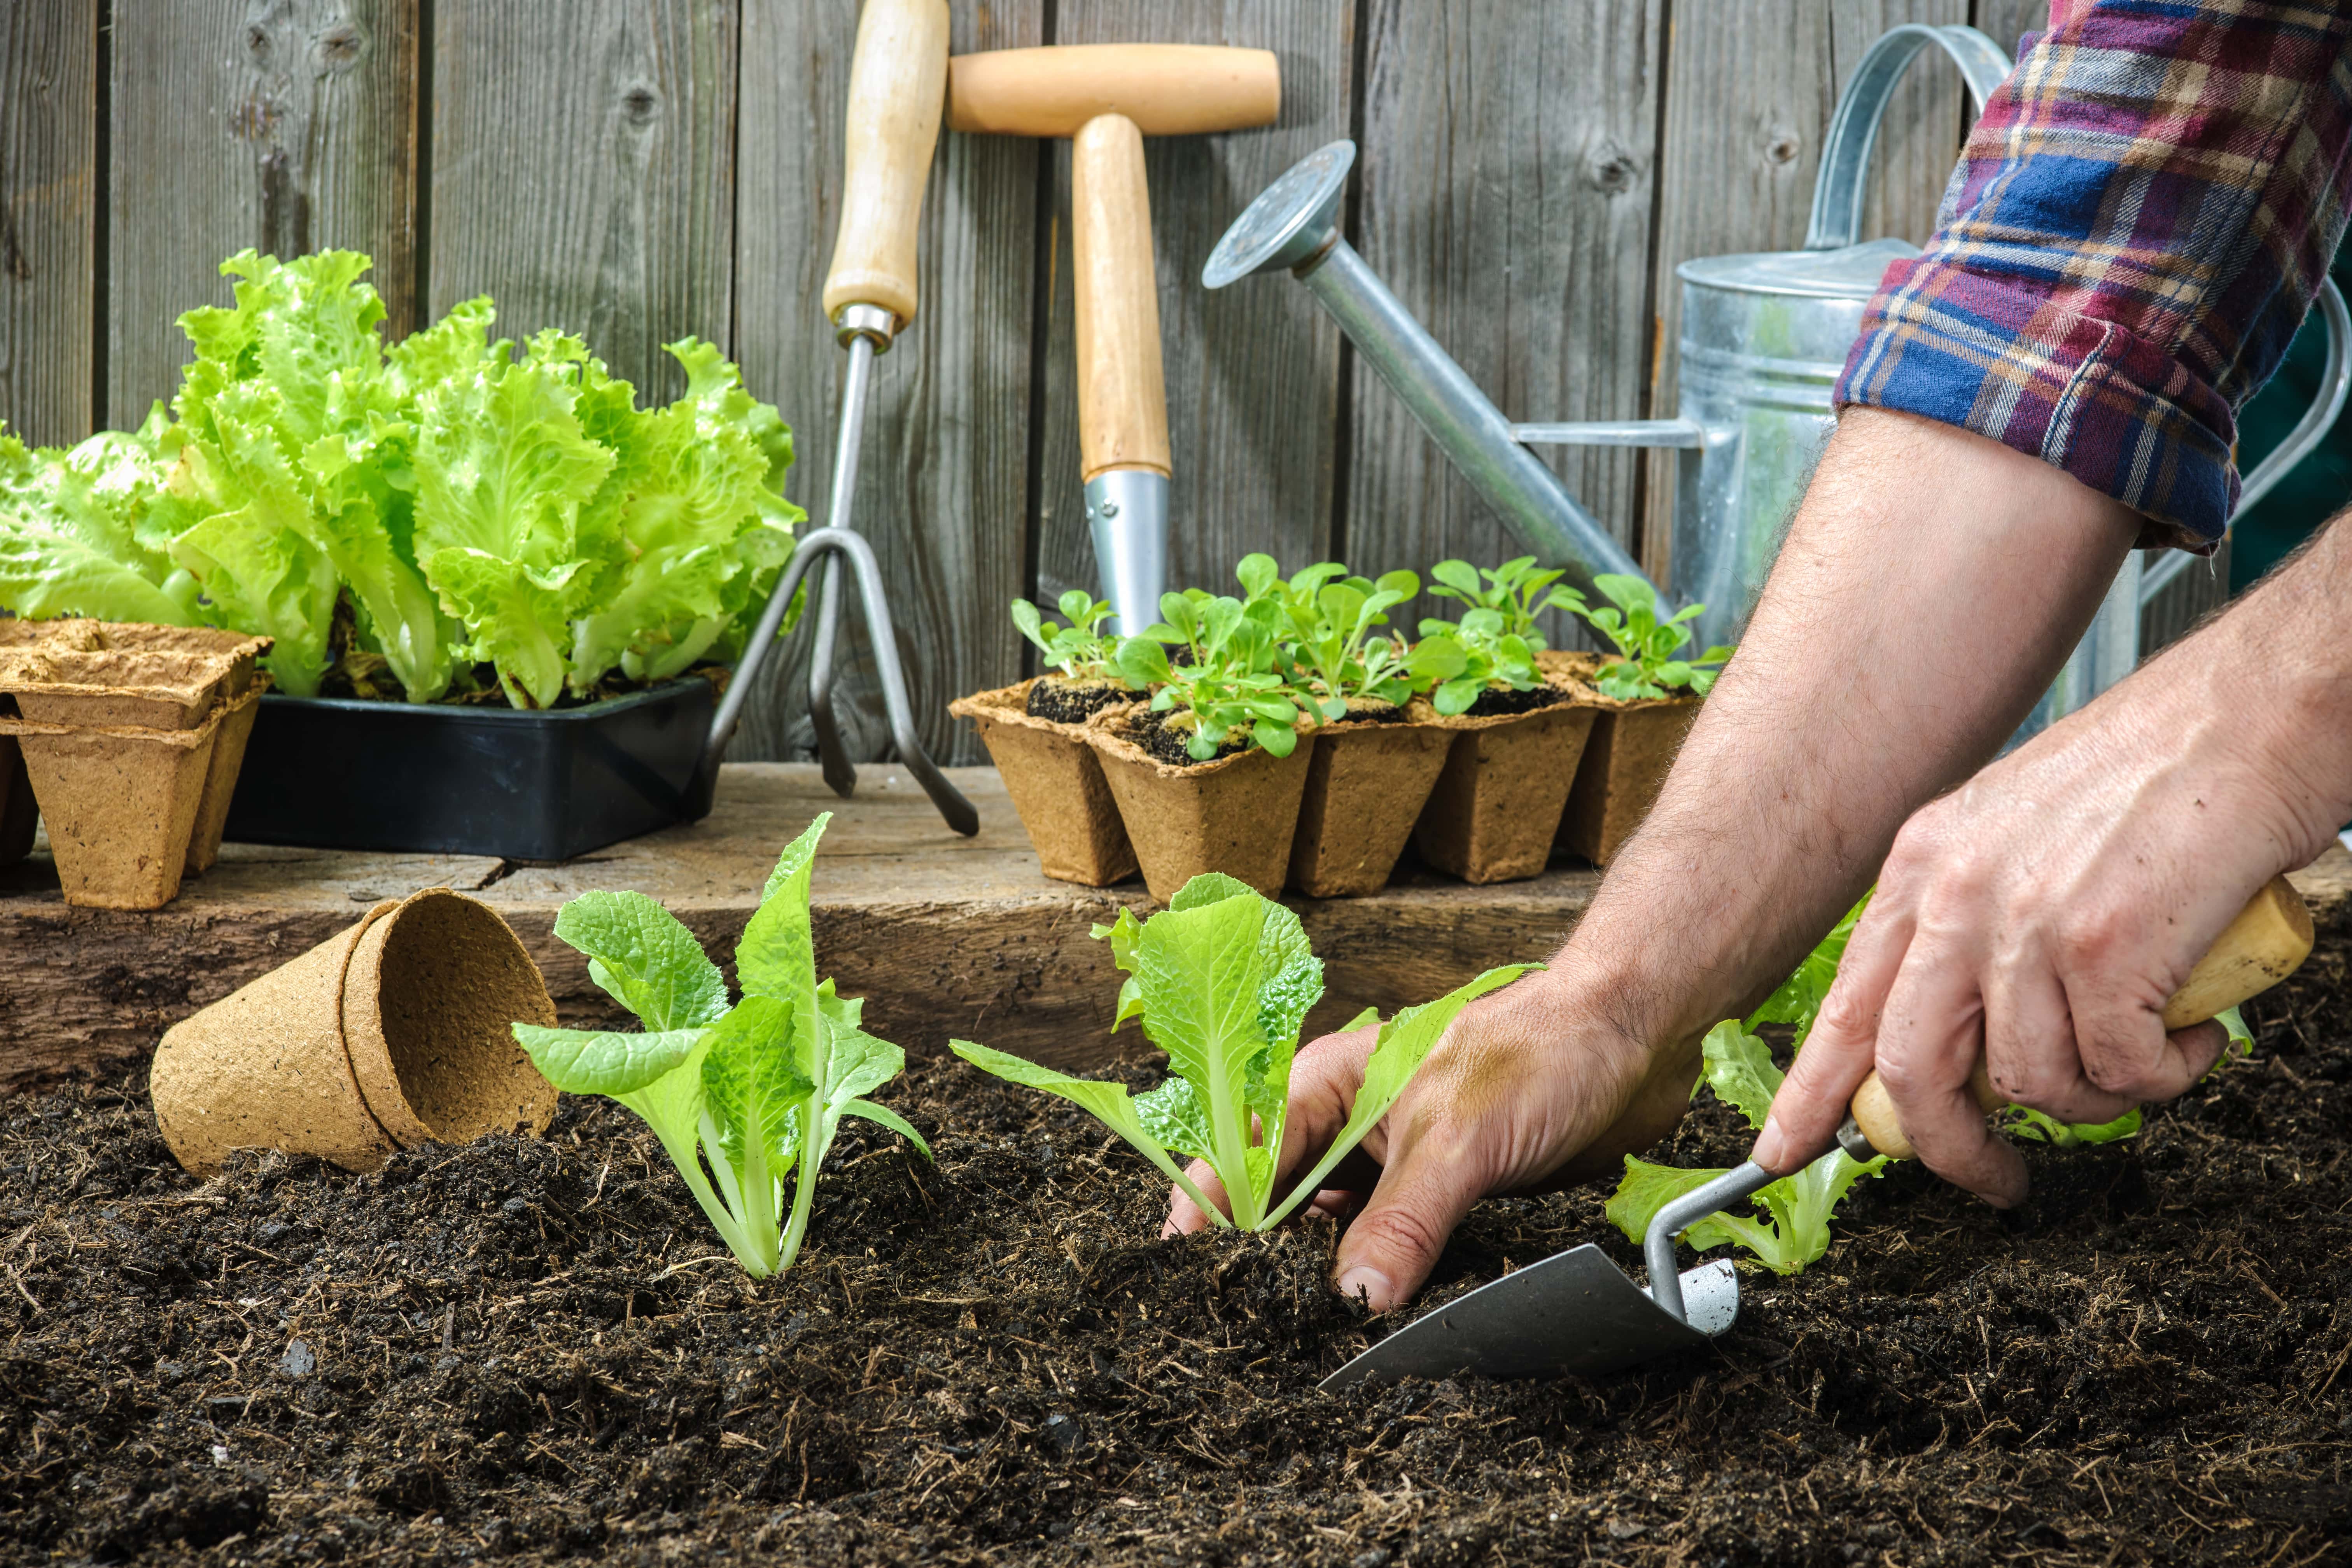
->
[1,949,2348,1566]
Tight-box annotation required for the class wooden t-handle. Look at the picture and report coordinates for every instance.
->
[822,0,950,331]
[1846,874,2316,1161]
[1072,113,1172,481]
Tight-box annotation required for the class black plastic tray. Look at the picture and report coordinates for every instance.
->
[222,679,718,861]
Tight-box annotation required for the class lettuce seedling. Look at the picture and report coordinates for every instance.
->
[1113,589,1312,760]
[1572,574,1733,700]
[1608,898,1883,1274]
[1426,556,1584,643]
[951,874,1535,1229]
[1414,607,1545,716]
[1012,589,1126,682]
[2002,1005,2251,1146]
[511,814,928,1278]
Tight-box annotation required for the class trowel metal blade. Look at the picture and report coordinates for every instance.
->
[1320,1245,1739,1391]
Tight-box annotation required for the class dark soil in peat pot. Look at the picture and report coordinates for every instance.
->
[1022,680,1130,727]
[1460,683,1570,719]
[1126,707,1249,769]
[2,940,2349,1565]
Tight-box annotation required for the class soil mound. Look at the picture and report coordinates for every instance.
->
[0,949,2345,1564]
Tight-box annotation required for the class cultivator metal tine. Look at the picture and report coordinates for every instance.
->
[702,526,978,838]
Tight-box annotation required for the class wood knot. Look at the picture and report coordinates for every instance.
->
[622,85,660,125]
[315,24,365,68]
[247,24,272,61]
[1764,133,1802,166]
[1584,144,1641,196]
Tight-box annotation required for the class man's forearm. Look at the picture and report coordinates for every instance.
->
[1554,408,2141,1055]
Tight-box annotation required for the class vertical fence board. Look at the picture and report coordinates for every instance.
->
[1969,0,2047,58]
[1640,0,1965,584]
[728,0,1042,767]
[1029,1,1356,612]
[429,0,733,407]
[108,0,419,427]
[0,0,96,449]
[1345,0,1662,648]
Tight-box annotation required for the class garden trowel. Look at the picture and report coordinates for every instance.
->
[1324,874,2316,1391]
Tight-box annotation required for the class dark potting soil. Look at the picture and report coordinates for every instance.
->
[3,945,2350,1566]
[1461,683,1570,719]
[1126,706,1251,769]
[1334,699,1407,726]
[1022,679,1132,728]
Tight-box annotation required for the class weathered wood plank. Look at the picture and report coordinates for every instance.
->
[1344,0,1662,651]
[727,0,1042,769]
[6,761,2348,1101]
[1968,0,2047,60]
[107,0,420,427]
[0,0,97,448]
[427,0,733,407]
[1029,2,1356,614]
[0,763,1603,1094]
[1639,0,1966,583]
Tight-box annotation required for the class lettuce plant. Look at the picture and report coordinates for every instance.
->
[1011,589,1124,682]
[0,249,802,706]
[952,874,1534,1230]
[1113,589,1312,760]
[1413,608,1545,716]
[1611,900,2260,1272]
[1268,562,1430,720]
[1572,573,1732,700]
[511,814,927,1278]
[1426,556,1583,643]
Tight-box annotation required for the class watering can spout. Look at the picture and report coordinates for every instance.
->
[1204,141,1661,604]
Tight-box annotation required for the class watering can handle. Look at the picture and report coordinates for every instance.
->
[1805,24,2014,252]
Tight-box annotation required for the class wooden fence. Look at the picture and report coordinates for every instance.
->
[2,0,2066,765]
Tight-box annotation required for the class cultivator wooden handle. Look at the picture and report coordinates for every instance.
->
[1843,874,2317,1162]
[822,0,951,331]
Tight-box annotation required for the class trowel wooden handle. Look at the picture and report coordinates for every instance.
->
[946,44,1279,137]
[1073,113,1172,481]
[822,0,950,330]
[1846,874,2315,1162]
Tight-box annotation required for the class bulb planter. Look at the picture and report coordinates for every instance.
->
[1408,684,1598,886]
[948,677,1139,886]
[149,888,559,1176]
[1542,651,1702,867]
[1086,709,1313,903]
[1286,704,1454,897]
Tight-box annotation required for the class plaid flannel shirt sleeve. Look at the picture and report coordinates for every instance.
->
[1834,1,2352,548]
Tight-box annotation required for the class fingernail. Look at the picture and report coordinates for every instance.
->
[1336,1266,1395,1313]
[1751,1122,1784,1172]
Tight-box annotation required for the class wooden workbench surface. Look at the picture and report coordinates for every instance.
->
[0,764,1619,1094]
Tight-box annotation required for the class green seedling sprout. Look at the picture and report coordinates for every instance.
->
[1572,573,1734,700]
[1011,589,1125,683]
[1611,900,2264,1273]
[953,873,1535,1230]
[1113,587,1313,760]
[1264,559,1428,721]
[511,814,928,1278]
[1426,556,1585,643]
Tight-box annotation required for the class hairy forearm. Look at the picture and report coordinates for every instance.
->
[1554,408,2140,1051]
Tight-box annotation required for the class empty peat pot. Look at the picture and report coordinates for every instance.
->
[150,888,559,1175]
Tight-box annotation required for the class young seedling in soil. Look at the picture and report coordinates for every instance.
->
[952,872,1533,1230]
[1613,898,2260,1270]
[511,812,928,1277]
[1425,555,1586,642]
[1572,572,1734,701]
[1010,590,1134,723]
[1113,590,1313,763]
[1260,559,1460,722]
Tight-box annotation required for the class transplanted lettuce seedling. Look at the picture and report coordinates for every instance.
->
[1011,589,1124,682]
[511,814,928,1278]
[951,874,1535,1230]
[1572,573,1734,700]
[1610,901,2262,1272]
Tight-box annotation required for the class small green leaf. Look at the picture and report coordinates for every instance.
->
[552,890,728,1031]
[512,1023,706,1097]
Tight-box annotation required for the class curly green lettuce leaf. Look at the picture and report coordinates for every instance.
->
[0,428,196,626]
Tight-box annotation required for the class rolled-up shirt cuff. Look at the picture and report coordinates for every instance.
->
[1835,253,2236,550]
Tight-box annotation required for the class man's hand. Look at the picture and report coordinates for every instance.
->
[1756,513,2352,1200]
[1160,410,2142,1311]
[1162,961,1699,1313]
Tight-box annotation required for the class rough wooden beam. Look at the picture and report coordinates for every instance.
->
[0,763,1615,1096]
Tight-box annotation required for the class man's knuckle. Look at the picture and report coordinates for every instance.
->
[1350,1203,1446,1264]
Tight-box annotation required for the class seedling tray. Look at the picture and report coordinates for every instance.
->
[222,678,716,860]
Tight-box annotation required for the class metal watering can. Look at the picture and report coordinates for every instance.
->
[1206,24,2348,733]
